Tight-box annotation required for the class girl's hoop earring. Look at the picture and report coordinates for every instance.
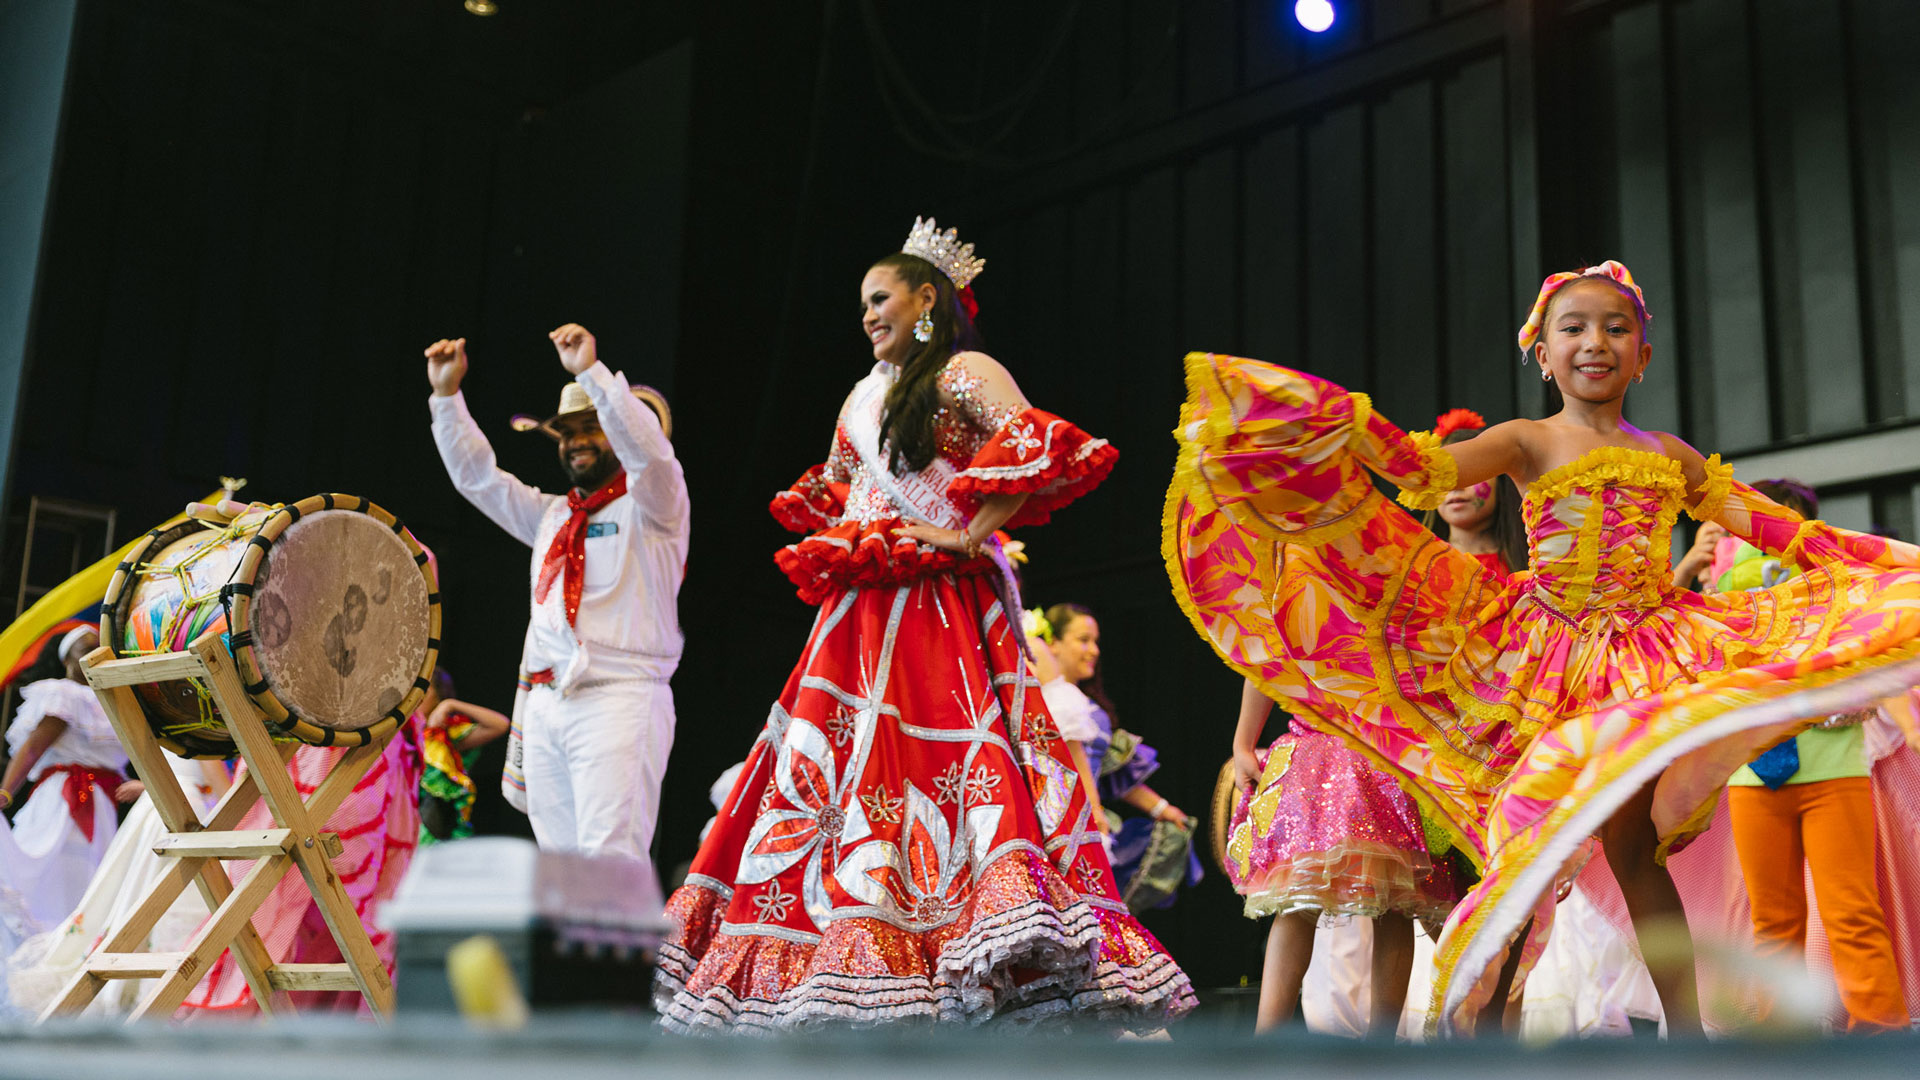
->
[1542,371,1554,383]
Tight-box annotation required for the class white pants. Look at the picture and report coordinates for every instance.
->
[520,679,674,862]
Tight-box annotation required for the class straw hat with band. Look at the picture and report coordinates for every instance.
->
[510,381,673,442]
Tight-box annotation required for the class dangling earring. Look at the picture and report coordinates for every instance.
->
[912,309,934,343]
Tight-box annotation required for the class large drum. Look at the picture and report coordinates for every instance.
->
[103,494,440,758]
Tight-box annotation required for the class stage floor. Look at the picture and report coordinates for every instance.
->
[3,1014,1917,1080]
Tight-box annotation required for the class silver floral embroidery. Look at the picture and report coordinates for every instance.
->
[860,783,904,824]
[1073,857,1105,893]
[825,706,857,747]
[835,783,1005,930]
[753,881,796,923]
[963,765,1003,806]
[1000,419,1041,461]
[735,717,872,929]
[932,761,967,806]
[1024,715,1059,758]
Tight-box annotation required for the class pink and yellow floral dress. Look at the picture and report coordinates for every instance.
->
[1164,353,1920,1033]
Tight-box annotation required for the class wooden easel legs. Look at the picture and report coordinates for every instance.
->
[42,634,397,1022]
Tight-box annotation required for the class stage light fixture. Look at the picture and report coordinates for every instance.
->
[464,0,498,15]
[1294,0,1335,33]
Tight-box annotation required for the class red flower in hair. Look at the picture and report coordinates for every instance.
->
[1434,408,1486,440]
[957,286,979,321]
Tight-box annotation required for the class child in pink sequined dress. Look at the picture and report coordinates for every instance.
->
[1224,411,1519,1034]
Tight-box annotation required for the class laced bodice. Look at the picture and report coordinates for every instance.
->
[1520,448,1695,625]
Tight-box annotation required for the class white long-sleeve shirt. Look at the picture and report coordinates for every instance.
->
[429,361,689,690]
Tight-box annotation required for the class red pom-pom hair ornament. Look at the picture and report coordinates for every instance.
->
[1433,408,1486,440]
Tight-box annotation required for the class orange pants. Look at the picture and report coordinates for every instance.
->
[1728,777,1909,1032]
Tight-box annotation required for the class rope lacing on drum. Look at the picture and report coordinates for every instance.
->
[121,509,285,739]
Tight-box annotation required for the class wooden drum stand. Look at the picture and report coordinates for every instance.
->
[41,631,396,1021]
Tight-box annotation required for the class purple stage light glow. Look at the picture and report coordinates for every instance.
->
[1294,0,1335,33]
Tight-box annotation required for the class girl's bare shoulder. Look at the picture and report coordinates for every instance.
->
[1651,430,1710,490]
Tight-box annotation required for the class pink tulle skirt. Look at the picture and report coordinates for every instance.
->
[1225,727,1459,924]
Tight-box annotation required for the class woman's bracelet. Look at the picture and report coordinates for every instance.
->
[0,789,12,810]
[1148,797,1169,820]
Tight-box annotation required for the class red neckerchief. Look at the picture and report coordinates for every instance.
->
[41,763,123,841]
[534,473,627,627]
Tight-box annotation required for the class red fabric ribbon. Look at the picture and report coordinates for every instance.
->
[534,473,627,627]
[42,764,122,841]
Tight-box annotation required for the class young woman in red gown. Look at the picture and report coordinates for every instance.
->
[656,219,1195,1032]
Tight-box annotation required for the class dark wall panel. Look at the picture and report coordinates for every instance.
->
[1754,0,1865,439]
[1242,125,1304,366]
[1438,55,1513,424]
[1671,0,1767,452]
[1370,79,1438,424]
[1859,0,1920,419]
[1375,0,1436,40]
[1182,148,1240,351]
[1305,103,1368,385]
[1129,0,1180,128]
[1183,0,1237,110]
[1607,2,1682,436]
[1241,0,1301,87]
[1855,0,1920,419]
[0,0,77,516]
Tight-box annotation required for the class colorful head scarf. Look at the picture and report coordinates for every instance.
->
[1515,260,1650,362]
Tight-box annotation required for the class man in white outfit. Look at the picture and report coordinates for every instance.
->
[424,324,687,862]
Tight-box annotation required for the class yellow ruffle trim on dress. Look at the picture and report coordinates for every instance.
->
[1782,518,1824,567]
[1686,453,1734,522]
[1347,392,1374,449]
[1394,440,1458,511]
[1522,446,1687,517]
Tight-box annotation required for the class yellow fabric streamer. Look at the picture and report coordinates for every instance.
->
[0,492,221,679]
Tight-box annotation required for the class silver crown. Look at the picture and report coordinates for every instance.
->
[901,216,985,290]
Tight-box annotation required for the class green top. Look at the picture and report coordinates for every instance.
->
[1727,723,1867,787]
[1716,539,1869,788]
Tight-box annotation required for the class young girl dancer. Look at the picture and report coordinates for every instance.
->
[1166,262,1920,1035]
[1226,410,1521,1036]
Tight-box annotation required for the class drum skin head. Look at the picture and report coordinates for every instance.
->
[251,509,430,730]
[103,494,440,757]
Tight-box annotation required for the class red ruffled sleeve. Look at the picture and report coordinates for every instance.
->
[947,408,1117,528]
[769,464,848,534]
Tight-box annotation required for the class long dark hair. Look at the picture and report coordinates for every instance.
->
[1043,602,1117,724]
[1424,429,1529,574]
[871,252,984,474]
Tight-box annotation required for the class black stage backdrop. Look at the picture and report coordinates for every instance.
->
[11,0,1920,995]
